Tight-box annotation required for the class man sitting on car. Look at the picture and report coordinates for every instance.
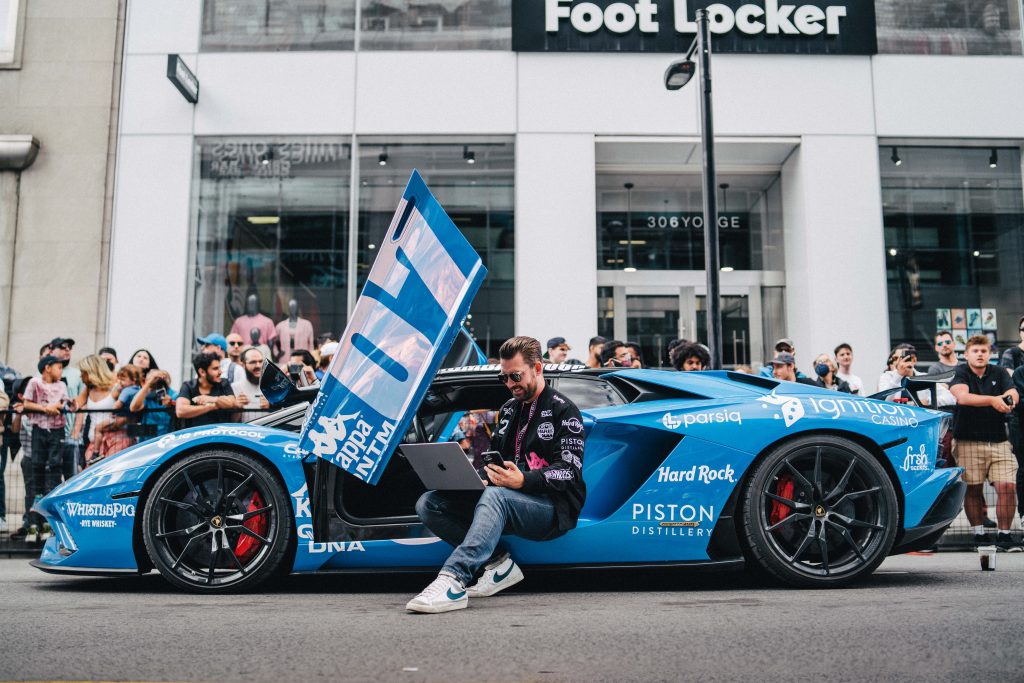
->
[406,336,587,613]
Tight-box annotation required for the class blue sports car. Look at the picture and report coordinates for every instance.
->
[31,174,966,592]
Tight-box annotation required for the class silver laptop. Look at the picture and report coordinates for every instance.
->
[401,442,485,491]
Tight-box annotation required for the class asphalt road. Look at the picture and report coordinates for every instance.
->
[1,553,1021,683]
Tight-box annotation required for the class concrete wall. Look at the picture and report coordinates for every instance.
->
[0,0,123,375]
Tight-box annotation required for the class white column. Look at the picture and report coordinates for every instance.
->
[782,135,888,393]
[515,134,597,356]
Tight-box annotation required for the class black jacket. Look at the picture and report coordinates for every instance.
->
[488,384,587,537]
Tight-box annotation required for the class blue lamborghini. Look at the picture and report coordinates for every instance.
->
[30,173,966,592]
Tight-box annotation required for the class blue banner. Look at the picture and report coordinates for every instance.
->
[297,171,486,484]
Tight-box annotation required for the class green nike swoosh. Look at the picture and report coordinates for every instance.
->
[447,587,466,600]
[494,563,515,582]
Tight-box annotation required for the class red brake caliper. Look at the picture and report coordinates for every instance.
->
[233,490,267,563]
[769,474,795,527]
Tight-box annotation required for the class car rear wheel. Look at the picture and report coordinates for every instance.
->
[143,450,292,593]
[741,435,898,588]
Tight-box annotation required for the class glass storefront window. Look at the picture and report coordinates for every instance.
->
[882,146,1024,360]
[190,138,351,363]
[202,0,356,51]
[356,138,514,358]
[876,0,1023,55]
[596,173,784,272]
[359,0,511,50]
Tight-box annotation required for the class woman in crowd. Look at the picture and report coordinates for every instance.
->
[128,348,159,373]
[72,355,118,466]
[129,367,178,439]
[91,364,144,460]
[811,353,851,392]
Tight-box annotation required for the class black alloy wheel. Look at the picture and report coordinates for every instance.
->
[742,435,898,588]
[142,450,292,593]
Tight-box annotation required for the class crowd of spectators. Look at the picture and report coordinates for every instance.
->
[0,333,334,541]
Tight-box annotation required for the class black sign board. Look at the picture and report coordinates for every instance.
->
[166,54,199,103]
[513,0,877,55]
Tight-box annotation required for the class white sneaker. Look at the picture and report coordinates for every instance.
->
[466,554,523,598]
[405,573,468,614]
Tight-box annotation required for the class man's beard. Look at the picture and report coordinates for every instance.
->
[245,368,261,385]
[514,379,538,402]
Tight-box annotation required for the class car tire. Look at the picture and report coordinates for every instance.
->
[142,449,293,593]
[741,435,898,588]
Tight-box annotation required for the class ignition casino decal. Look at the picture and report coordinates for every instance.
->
[513,0,877,54]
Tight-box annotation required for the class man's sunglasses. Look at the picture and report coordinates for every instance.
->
[497,371,525,384]
[228,341,245,346]
[936,339,952,346]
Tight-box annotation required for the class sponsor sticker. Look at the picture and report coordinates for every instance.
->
[562,417,583,434]
[656,464,736,484]
[545,469,574,481]
[901,444,929,472]
[660,409,741,430]
[631,503,715,537]
[65,502,135,518]
[537,421,555,440]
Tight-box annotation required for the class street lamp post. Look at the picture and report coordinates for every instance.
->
[664,9,723,370]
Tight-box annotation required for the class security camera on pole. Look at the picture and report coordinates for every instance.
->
[663,8,722,370]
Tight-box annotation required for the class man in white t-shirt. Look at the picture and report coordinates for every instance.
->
[231,347,270,422]
[834,343,864,396]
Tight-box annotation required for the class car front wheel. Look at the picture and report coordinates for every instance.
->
[142,450,292,593]
[742,435,898,588]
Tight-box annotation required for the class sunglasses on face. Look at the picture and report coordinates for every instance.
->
[229,341,244,346]
[936,339,952,346]
[497,371,525,384]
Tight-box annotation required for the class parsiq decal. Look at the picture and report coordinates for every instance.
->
[657,464,736,484]
[661,409,741,430]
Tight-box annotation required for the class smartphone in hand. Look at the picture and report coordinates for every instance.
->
[481,450,505,469]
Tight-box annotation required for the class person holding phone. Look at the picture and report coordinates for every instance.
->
[877,344,955,407]
[407,336,587,613]
[130,368,178,439]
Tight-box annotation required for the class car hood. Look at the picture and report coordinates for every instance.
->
[296,171,486,485]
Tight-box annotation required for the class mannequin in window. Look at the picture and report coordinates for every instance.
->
[275,298,315,363]
[230,293,276,349]
[250,327,273,366]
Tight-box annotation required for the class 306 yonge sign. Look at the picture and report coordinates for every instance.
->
[513,0,877,54]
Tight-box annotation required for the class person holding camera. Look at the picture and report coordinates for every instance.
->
[406,336,587,614]
[878,344,955,407]
[950,335,1021,551]
[129,368,177,439]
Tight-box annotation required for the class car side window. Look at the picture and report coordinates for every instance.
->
[553,378,624,410]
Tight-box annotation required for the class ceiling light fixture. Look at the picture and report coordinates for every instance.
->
[378,148,388,166]
[246,216,279,225]
[989,148,998,168]
[463,145,475,164]
[890,146,902,166]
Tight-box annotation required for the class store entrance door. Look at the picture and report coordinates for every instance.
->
[601,284,763,369]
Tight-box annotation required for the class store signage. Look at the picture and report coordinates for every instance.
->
[513,0,877,54]
[166,54,199,103]
[203,140,347,179]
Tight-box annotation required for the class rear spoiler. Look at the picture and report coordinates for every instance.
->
[867,370,955,409]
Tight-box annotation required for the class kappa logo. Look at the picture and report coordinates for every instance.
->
[758,391,806,428]
[562,417,583,434]
[537,421,555,440]
[291,484,311,519]
[308,412,361,457]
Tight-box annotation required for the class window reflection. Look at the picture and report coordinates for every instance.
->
[191,138,351,361]
[356,139,515,357]
[876,0,1022,55]
[882,146,1024,358]
[202,0,356,51]
[596,173,784,272]
[360,0,511,50]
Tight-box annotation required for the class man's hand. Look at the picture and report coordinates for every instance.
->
[992,395,1014,414]
[485,462,524,489]
[236,393,249,406]
[259,396,270,410]
[217,395,242,410]
[43,403,61,416]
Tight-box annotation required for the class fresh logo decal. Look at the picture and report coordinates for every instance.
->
[901,444,929,472]
[657,464,736,484]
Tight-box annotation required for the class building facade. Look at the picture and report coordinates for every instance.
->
[1,0,125,373]
[82,1,1024,390]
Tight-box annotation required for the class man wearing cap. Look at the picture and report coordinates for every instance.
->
[544,337,582,365]
[767,352,817,386]
[48,338,84,479]
[197,333,228,361]
[21,355,72,526]
[316,341,338,382]
[760,338,809,380]
[585,336,608,369]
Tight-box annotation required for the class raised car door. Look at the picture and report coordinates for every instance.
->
[297,171,487,485]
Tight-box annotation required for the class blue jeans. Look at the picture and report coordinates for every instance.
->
[415,487,557,586]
